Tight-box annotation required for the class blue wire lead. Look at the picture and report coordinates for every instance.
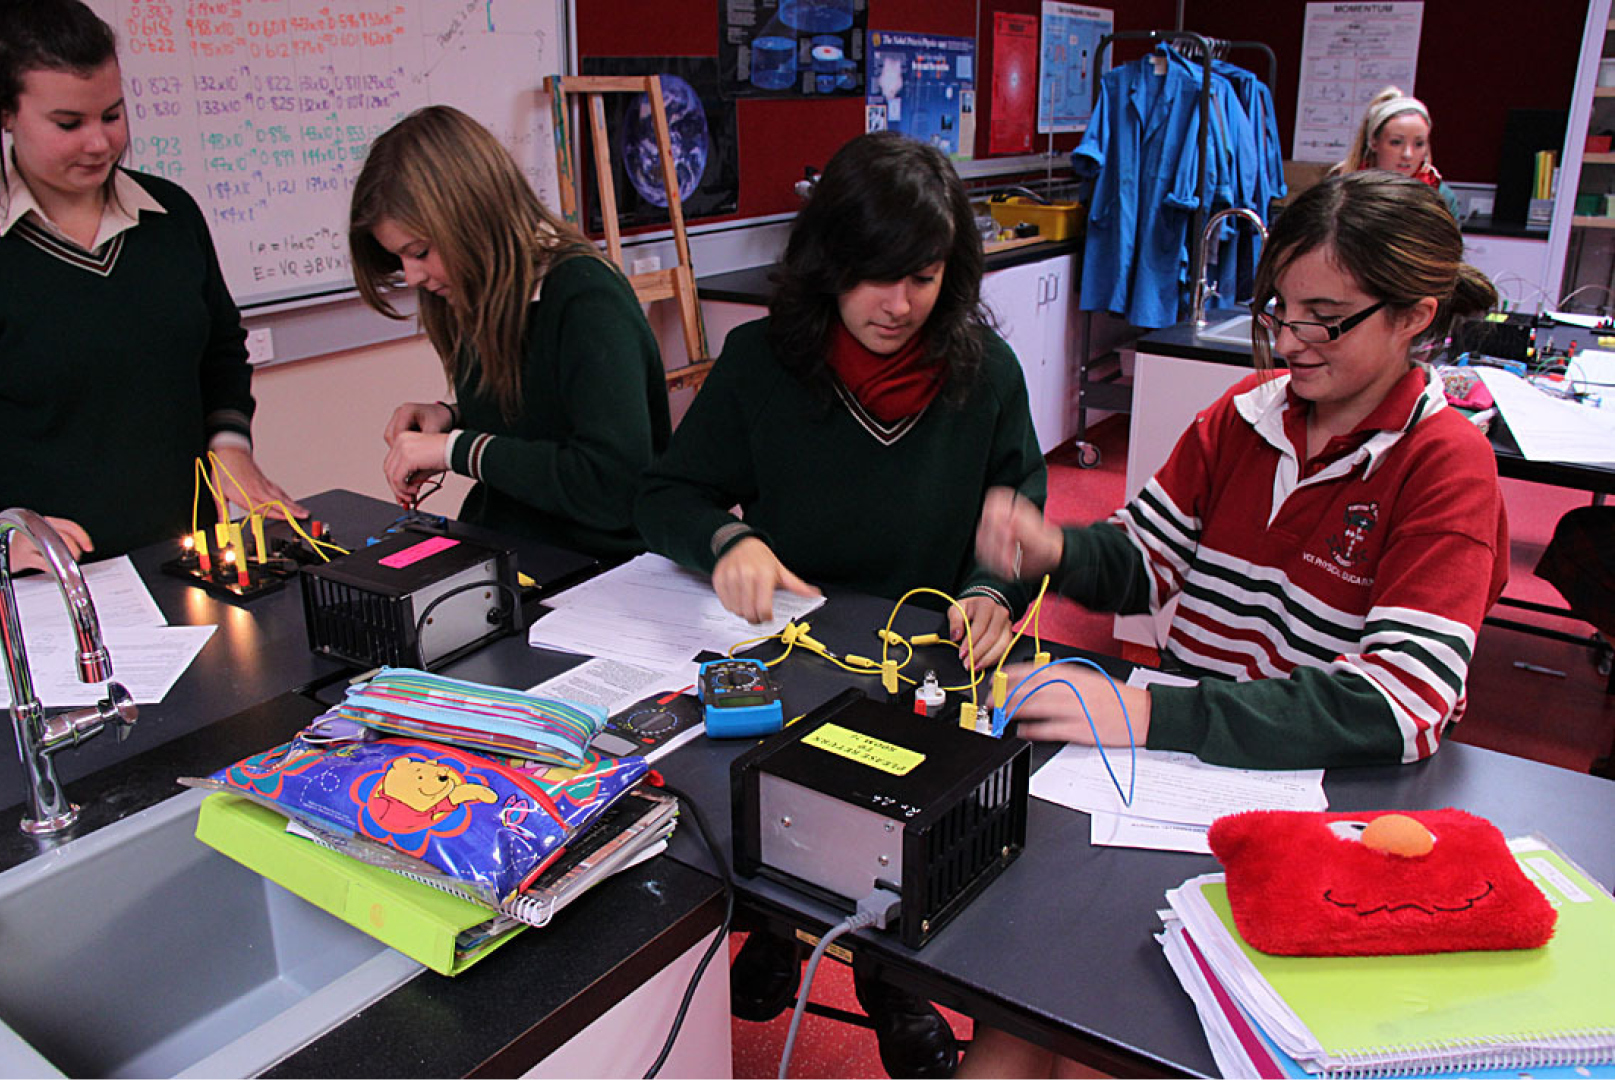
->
[994,656,1136,807]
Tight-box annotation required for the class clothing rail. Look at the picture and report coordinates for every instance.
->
[1089,30,1278,316]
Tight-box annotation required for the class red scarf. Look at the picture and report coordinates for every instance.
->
[824,321,944,423]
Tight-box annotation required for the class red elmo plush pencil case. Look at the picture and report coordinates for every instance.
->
[1206,808,1558,957]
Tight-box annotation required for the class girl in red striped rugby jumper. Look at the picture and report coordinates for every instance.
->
[974,170,1508,773]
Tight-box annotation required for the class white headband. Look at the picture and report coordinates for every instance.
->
[1367,95,1430,142]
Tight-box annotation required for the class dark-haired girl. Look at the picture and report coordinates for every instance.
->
[636,130,1046,668]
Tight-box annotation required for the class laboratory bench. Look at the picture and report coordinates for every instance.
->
[1,491,1613,1078]
[0,491,727,1079]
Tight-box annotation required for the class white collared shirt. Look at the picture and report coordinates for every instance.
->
[1,160,165,250]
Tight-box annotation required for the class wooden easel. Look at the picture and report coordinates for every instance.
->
[546,75,713,393]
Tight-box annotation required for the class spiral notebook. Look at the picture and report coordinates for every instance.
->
[1165,839,1616,1077]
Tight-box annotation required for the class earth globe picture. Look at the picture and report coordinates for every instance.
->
[616,75,710,208]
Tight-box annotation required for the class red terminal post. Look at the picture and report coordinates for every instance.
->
[225,545,249,588]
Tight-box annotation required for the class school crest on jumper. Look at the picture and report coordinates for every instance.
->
[1326,501,1379,568]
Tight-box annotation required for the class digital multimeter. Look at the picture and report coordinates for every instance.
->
[697,659,785,739]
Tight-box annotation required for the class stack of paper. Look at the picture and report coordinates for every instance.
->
[1158,838,1616,1078]
[528,553,824,668]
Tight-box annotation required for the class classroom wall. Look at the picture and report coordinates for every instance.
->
[250,0,1590,501]
[251,337,473,511]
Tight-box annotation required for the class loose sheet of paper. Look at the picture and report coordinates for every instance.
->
[0,624,215,707]
[1476,365,1615,464]
[1027,667,1325,850]
[530,553,825,667]
[12,556,166,637]
[526,657,697,716]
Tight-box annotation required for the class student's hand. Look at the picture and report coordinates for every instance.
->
[384,401,455,446]
[976,487,1063,581]
[999,662,1151,747]
[383,431,450,505]
[949,595,1014,671]
[212,446,309,520]
[7,516,93,574]
[711,537,821,625]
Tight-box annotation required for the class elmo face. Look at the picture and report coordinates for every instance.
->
[1207,808,1558,956]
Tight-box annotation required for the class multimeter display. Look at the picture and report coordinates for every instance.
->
[698,659,785,738]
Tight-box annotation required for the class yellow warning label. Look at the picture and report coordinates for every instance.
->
[803,722,924,776]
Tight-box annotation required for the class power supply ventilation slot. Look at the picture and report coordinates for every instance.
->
[922,758,1020,920]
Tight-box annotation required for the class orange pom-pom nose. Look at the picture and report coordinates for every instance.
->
[1361,813,1435,857]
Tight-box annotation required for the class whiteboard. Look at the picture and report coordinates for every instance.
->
[86,0,568,308]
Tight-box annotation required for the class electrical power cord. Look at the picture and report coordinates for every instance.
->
[777,886,903,1080]
[642,779,734,1080]
[412,579,523,664]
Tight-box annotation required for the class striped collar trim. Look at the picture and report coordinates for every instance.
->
[12,217,125,276]
[832,378,928,446]
[2,167,162,275]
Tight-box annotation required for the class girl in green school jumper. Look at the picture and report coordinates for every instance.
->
[635,130,1047,1079]
[349,105,669,559]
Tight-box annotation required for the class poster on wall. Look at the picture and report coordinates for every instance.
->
[1037,2,1113,134]
[579,57,740,230]
[1292,1,1424,162]
[865,31,976,160]
[990,13,1038,155]
[719,0,867,98]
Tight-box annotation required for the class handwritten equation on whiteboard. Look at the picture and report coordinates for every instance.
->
[1291,1,1423,164]
[88,0,563,307]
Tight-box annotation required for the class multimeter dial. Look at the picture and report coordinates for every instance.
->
[698,659,784,738]
[618,694,701,739]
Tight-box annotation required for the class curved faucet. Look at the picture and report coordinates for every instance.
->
[0,509,137,836]
[1191,207,1269,331]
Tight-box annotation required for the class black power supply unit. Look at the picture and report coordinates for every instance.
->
[732,689,1030,948]
[300,526,521,670]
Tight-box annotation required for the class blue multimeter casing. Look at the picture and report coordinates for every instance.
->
[698,659,785,739]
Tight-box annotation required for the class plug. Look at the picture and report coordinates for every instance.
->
[843,654,878,669]
[991,670,1009,709]
[1033,650,1051,668]
[909,632,942,646]
[875,628,906,646]
[855,885,904,931]
[881,659,900,695]
[958,702,976,730]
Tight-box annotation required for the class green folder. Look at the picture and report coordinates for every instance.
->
[1200,845,1616,1062]
[195,792,525,976]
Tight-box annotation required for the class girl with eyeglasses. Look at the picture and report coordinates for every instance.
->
[958,165,1509,1080]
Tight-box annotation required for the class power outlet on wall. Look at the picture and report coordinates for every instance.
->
[246,327,275,365]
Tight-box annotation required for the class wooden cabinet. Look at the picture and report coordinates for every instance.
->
[980,253,1079,454]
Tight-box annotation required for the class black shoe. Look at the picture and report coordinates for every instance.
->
[730,931,803,1022]
[853,966,960,1078]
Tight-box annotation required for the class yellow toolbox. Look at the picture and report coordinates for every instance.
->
[987,195,1083,241]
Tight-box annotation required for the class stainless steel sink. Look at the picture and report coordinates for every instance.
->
[0,788,423,1078]
[1195,313,1256,347]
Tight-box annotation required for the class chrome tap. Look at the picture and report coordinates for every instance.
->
[0,509,137,836]
[1191,207,1269,331]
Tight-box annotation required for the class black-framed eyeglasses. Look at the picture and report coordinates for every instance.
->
[1252,301,1387,344]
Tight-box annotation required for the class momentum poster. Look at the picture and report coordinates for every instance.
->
[865,31,976,160]
[1038,2,1113,134]
[720,0,868,98]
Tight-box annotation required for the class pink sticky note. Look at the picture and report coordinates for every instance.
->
[379,535,459,568]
